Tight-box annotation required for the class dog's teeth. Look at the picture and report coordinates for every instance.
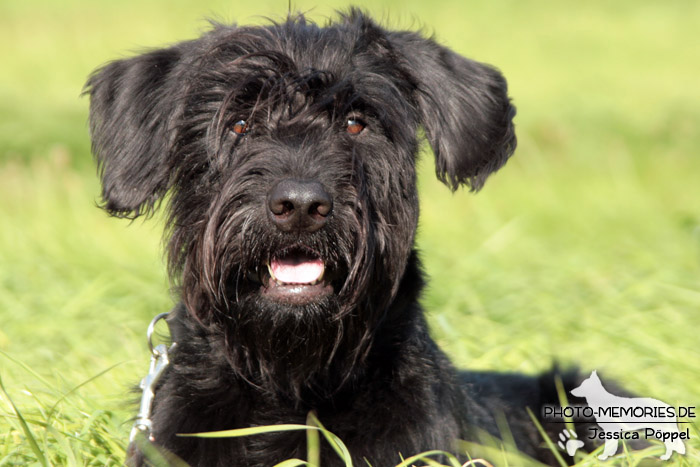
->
[309,270,325,285]
[267,262,277,282]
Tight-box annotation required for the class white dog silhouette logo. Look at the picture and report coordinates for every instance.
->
[571,371,686,461]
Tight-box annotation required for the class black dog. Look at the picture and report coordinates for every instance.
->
[86,10,581,466]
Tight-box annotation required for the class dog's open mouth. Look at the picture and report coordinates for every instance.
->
[259,248,334,304]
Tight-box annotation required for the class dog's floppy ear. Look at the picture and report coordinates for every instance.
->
[84,47,184,218]
[389,32,516,191]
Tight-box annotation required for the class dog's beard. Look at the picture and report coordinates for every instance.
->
[223,290,363,399]
[170,196,385,399]
[191,253,379,400]
[165,151,418,398]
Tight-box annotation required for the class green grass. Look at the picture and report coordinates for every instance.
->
[1,0,699,465]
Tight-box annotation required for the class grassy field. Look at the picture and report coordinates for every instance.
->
[1,0,699,465]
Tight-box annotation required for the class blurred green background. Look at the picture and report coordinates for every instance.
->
[1,0,699,465]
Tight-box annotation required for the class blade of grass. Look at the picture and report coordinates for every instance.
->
[0,374,48,467]
[393,450,460,467]
[182,417,353,466]
[274,459,312,467]
[526,407,567,467]
[46,424,78,466]
[46,362,124,424]
[132,432,190,467]
[306,412,320,466]
[0,350,55,389]
[179,424,312,438]
[306,412,353,466]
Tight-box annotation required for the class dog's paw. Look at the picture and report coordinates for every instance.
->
[557,428,584,456]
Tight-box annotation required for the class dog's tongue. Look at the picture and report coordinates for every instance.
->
[270,254,324,284]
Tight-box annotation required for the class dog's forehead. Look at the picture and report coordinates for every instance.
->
[184,19,416,132]
[203,20,399,88]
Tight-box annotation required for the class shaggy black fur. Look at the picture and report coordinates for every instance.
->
[86,10,588,466]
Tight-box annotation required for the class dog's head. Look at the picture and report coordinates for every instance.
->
[86,11,515,390]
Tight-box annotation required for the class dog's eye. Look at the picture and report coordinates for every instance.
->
[232,120,250,136]
[346,119,365,135]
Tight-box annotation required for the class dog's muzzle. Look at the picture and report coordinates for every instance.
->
[252,179,338,304]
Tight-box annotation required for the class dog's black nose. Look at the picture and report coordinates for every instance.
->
[268,179,332,232]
